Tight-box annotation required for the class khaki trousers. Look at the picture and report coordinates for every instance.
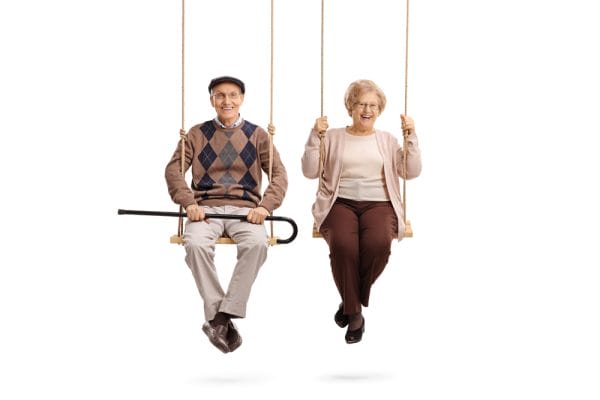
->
[183,206,268,321]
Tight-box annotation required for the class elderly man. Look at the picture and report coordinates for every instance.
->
[165,76,288,353]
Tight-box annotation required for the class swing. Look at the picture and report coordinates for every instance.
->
[312,0,414,239]
[118,0,296,246]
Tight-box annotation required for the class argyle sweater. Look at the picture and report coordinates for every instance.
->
[165,119,288,212]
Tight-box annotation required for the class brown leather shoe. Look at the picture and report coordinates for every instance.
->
[226,321,242,352]
[202,322,230,353]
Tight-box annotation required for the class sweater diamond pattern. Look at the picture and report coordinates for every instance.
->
[219,141,238,169]
[218,171,237,188]
[241,121,257,138]
[197,173,215,190]
[199,144,217,169]
[172,120,275,206]
[200,122,216,140]
[239,141,256,167]
[239,171,257,190]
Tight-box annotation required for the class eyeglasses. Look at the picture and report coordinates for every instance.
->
[211,91,242,101]
[354,103,379,111]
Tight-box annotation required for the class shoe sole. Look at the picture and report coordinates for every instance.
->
[345,336,363,344]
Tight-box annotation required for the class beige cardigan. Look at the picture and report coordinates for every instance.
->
[301,127,421,239]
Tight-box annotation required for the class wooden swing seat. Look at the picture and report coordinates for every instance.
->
[170,234,278,246]
[312,221,412,239]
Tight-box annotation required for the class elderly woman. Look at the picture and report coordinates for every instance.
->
[301,79,422,344]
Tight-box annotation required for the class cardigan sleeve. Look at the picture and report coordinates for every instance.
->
[396,131,422,179]
[301,128,323,179]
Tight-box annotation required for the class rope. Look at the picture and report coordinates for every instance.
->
[268,0,275,240]
[318,0,326,186]
[176,0,187,241]
[320,0,325,119]
[270,0,275,126]
[181,0,185,135]
[402,0,410,229]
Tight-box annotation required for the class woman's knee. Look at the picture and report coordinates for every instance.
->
[361,236,392,257]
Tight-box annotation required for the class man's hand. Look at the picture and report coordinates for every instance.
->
[246,206,269,224]
[186,204,205,221]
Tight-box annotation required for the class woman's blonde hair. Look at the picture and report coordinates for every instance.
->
[344,79,387,115]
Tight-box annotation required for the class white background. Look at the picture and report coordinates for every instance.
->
[1,1,599,399]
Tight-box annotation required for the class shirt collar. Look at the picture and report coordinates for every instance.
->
[214,114,243,129]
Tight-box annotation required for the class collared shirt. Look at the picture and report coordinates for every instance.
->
[214,114,243,129]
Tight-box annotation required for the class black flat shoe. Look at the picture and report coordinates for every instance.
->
[334,303,349,328]
[345,317,365,344]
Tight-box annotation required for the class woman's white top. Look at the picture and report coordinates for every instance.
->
[338,132,390,201]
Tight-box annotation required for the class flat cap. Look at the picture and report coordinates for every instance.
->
[208,76,245,94]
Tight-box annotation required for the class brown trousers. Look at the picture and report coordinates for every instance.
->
[320,197,398,315]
